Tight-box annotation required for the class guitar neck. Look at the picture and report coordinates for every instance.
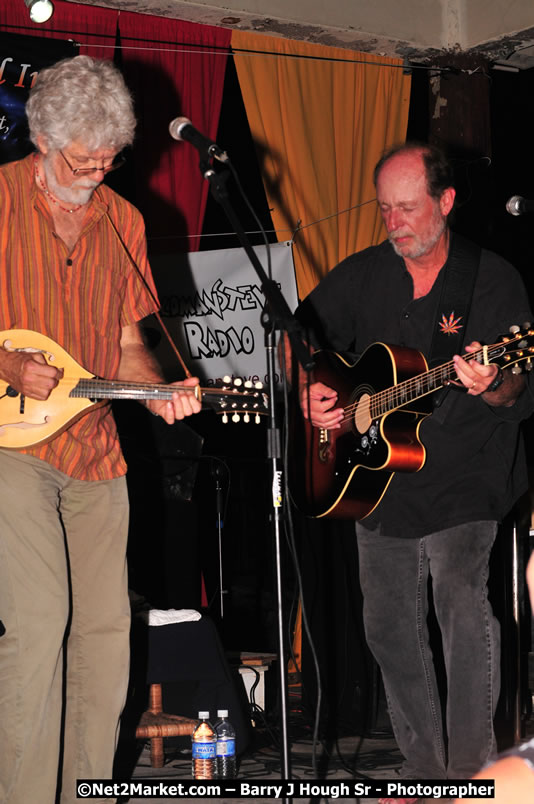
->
[372,343,502,417]
[70,378,268,417]
[71,378,190,402]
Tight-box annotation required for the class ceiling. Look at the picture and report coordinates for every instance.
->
[63,0,534,69]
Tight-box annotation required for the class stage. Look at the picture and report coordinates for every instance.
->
[119,709,534,804]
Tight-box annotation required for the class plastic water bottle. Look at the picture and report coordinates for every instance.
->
[215,709,236,778]
[191,711,216,779]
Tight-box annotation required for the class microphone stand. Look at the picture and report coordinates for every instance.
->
[212,459,226,619]
[195,153,313,794]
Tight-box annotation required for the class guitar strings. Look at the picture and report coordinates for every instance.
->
[337,340,522,425]
[339,351,474,424]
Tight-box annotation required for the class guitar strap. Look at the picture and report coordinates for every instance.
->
[429,232,481,408]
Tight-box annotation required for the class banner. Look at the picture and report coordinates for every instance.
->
[147,242,299,387]
[0,32,75,164]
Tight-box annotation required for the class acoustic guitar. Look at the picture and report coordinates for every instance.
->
[289,325,534,520]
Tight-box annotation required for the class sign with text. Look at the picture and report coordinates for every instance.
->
[147,241,299,387]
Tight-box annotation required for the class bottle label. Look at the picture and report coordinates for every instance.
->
[192,742,216,759]
[216,738,236,756]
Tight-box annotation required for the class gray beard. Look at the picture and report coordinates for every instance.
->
[388,218,446,260]
[42,155,99,206]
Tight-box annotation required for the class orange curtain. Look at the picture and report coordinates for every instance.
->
[232,32,411,299]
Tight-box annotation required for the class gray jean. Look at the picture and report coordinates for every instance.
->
[356,520,500,779]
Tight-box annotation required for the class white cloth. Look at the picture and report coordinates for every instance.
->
[138,608,202,627]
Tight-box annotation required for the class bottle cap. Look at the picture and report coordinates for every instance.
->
[198,711,209,718]
[217,709,228,717]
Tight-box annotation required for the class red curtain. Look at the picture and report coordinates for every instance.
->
[118,13,232,252]
[0,0,118,59]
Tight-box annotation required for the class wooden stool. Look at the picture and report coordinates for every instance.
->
[135,682,197,768]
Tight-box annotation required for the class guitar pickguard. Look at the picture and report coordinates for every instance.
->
[353,418,381,458]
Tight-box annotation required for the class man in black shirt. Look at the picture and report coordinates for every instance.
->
[296,143,533,793]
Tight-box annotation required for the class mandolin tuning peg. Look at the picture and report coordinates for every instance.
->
[255,381,263,389]
[223,375,231,384]
[526,360,533,371]
[512,365,523,374]
[232,412,240,423]
[509,325,520,334]
[233,378,242,387]
[255,413,261,424]
[222,412,228,423]
[244,380,252,388]
[523,322,532,329]
[244,413,250,423]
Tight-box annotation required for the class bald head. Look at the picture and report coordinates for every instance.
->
[374,142,454,202]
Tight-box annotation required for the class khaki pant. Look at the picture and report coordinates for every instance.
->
[0,451,130,804]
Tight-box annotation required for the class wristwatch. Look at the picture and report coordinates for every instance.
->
[487,367,504,392]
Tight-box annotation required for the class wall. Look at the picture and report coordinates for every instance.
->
[139,0,534,50]
[463,0,534,49]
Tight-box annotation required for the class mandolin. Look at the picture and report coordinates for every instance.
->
[0,329,268,449]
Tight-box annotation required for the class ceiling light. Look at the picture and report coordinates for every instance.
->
[25,0,54,24]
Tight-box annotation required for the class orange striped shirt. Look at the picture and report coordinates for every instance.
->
[0,153,160,480]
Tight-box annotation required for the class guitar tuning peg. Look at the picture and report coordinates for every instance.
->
[509,325,520,334]
[233,378,242,387]
[232,412,240,422]
[523,322,532,329]
[526,360,533,371]
[255,413,261,424]
[255,381,263,389]
[223,375,231,384]
[244,380,252,388]
[512,365,523,374]
[244,413,250,423]
[222,413,228,423]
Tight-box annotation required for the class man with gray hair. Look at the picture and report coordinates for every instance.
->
[0,55,201,803]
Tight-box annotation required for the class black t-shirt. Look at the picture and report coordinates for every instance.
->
[296,236,534,537]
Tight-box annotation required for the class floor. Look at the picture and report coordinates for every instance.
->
[117,693,534,804]
[123,727,404,803]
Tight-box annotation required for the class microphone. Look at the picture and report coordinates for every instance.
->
[168,117,228,163]
[505,195,534,216]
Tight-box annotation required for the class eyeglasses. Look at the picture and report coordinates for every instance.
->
[59,149,126,176]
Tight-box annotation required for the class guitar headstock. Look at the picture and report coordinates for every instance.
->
[490,323,534,374]
[202,376,269,423]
